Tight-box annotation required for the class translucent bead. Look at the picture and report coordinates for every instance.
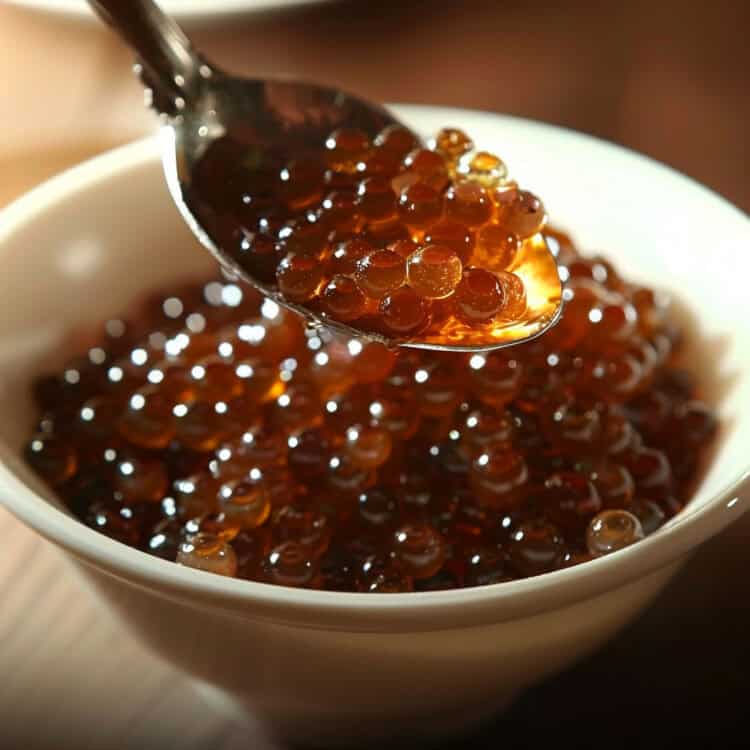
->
[392,522,447,579]
[218,477,271,529]
[232,527,273,579]
[265,541,320,587]
[358,487,398,528]
[325,128,370,173]
[586,510,644,556]
[434,127,473,162]
[268,382,322,435]
[495,271,527,319]
[461,408,515,457]
[276,217,331,259]
[327,454,376,496]
[625,448,673,501]
[275,158,325,210]
[424,219,475,264]
[374,124,420,159]
[470,448,528,510]
[590,463,635,509]
[345,425,393,468]
[368,389,421,440]
[508,520,565,577]
[540,397,603,455]
[321,275,367,322]
[288,428,331,481]
[379,287,429,335]
[355,249,406,298]
[494,188,547,238]
[113,454,168,504]
[444,181,493,228]
[358,556,414,593]
[234,357,283,404]
[406,245,463,299]
[173,399,228,452]
[188,356,245,402]
[177,532,238,576]
[397,183,443,229]
[76,396,121,441]
[215,427,288,475]
[174,474,221,519]
[412,361,465,418]
[318,191,361,236]
[24,433,77,486]
[356,176,397,224]
[475,225,520,270]
[86,501,142,547]
[399,148,449,191]
[276,253,325,303]
[273,504,332,558]
[467,352,524,408]
[146,519,182,561]
[542,471,602,531]
[349,341,397,384]
[117,386,175,449]
[466,151,508,187]
[463,545,512,587]
[454,267,505,324]
[328,238,373,277]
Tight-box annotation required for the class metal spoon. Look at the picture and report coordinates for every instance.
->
[87,0,562,352]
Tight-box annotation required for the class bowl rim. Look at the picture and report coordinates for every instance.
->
[5,0,330,25]
[0,105,748,633]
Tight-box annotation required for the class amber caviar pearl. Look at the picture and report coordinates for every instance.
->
[319,191,360,236]
[400,148,449,191]
[434,127,473,162]
[328,238,373,277]
[397,183,443,229]
[218,477,271,529]
[470,448,528,510]
[424,219,475,264]
[274,504,332,558]
[495,271,527,319]
[374,124,420,158]
[379,287,429,335]
[177,532,238,576]
[117,386,175,449]
[345,425,393,469]
[509,520,565,577]
[542,472,602,532]
[494,188,547,238]
[355,249,406,298]
[356,176,398,224]
[325,128,370,172]
[276,253,325,303]
[113,454,169,504]
[475,225,520,271]
[24,433,77,486]
[406,245,463,299]
[276,159,325,210]
[467,151,508,187]
[349,341,397,384]
[392,522,448,579]
[454,268,505,324]
[321,275,367,322]
[467,353,524,408]
[266,541,319,587]
[586,510,644,556]
[444,181,493,228]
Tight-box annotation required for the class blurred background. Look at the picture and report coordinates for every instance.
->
[0,0,748,748]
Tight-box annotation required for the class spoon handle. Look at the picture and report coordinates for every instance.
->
[86,0,206,112]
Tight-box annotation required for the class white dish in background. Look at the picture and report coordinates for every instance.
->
[0,105,748,746]
[5,0,328,25]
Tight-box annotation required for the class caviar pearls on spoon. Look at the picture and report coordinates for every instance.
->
[86,0,561,353]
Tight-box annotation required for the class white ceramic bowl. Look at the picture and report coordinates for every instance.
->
[0,105,748,745]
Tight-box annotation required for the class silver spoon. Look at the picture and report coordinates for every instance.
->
[87,0,562,352]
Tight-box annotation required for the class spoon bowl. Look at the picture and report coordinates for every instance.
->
[88,0,562,352]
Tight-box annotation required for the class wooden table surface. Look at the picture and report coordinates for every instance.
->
[1,3,749,748]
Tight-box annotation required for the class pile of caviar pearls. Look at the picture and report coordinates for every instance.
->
[191,126,546,342]
[24,230,717,591]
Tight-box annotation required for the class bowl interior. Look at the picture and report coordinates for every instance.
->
[0,105,748,602]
